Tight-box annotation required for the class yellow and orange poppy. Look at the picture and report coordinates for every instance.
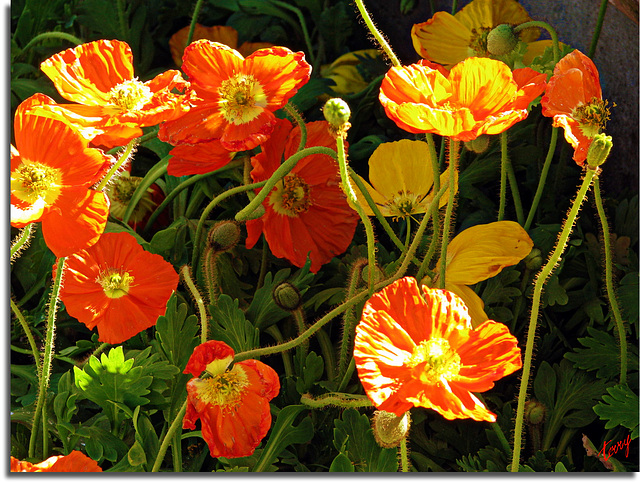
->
[11,451,102,472]
[57,232,179,344]
[353,277,522,422]
[183,340,280,458]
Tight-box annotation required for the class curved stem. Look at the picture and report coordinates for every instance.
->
[506,152,525,226]
[300,393,373,409]
[96,139,136,192]
[29,257,66,459]
[513,21,560,63]
[116,0,128,41]
[181,265,208,344]
[11,299,41,376]
[511,168,596,472]
[316,328,337,382]
[338,260,365,380]
[498,132,509,221]
[336,135,376,296]
[192,180,266,269]
[283,103,307,152]
[265,325,294,377]
[593,178,627,384]
[524,127,559,231]
[235,146,337,222]
[353,0,401,67]
[186,0,205,45]
[438,139,460,288]
[588,0,609,58]
[152,400,187,472]
[11,223,34,263]
[17,32,83,59]
[337,357,356,392]
[270,0,316,67]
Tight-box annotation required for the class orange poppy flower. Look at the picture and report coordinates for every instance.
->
[165,139,234,176]
[40,39,189,148]
[11,451,102,472]
[245,119,358,273]
[541,49,611,166]
[379,57,546,141]
[353,277,522,422]
[11,94,111,257]
[183,340,280,458]
[56,232,179,344]
[411,0,539,68]
[169,24,273,67]
[158,40,311,152]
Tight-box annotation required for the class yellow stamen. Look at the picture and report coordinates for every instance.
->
[468,27,492,57]
[109,79,153,111]
[11,162,62,206]
[386,191,424,220]
[192,365,250,408]
[406,338,461,385]
[97,269,135,299]
[572,97,612,138]
[106,174,156,223]
[218,74,267,125]
[269,173,312,217]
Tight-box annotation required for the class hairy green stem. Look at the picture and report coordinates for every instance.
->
[400,437,410,472]
[181,265,208,344]
[11,299,41,376]
[338,260,365,380]
[116,0,128,41]
[513,21,560,63]
[265,325,294,378]
[187,0,205,45]
[235,146,337,222]
[152,400,187,472]
[505,151,525,226]
[437,139,460,288]
[593,177,627,384]
[498,132,509,221]
[29,257,66,459]
[11,223,34,263]
[96,139,137,192]
[588,0,609,58]
[511,168,596,471]
[17,32,83,59]
[270,0,316,66]
[300,393,373,409]
[292,308,310,363]
[524,127,559,231]
[337,357,356,392]
[353,0,401,67]
[316,328,337,382]
[283,103,307,152]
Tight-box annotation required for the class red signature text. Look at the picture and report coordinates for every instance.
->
[598,435,631,461]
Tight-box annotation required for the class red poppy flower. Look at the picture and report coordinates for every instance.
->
[354,277,522,422]
[11,94,111,257]
[183,340,280,458]
[379,57,546,141]
[169,24,273,67]
[57,232,179,344]
[165,139,234,176]
[245,119,358,273]
[10,451,102,472]
[541,49,611,166]
[158,40,311,152]
[40,39,189,148]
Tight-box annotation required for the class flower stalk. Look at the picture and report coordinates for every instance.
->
[437,139,460,288]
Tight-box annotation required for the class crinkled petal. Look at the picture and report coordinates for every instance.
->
[167,141,234,176]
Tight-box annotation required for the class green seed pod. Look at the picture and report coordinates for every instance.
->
[207,221,241,252]
[464,135,491,154]
[487,24,518,56]
[524,399,546,426]
[586,133,613,169]
[323,98,351,131]
[372,410,411,448]
[273,282,302,311]
[524,248,542,271]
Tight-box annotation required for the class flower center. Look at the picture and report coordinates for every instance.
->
[406,338,461,385]
[109,79,153,111]
[218,73,267,125]
[97,269,135,299]
[468,27,492,57]
[572,97,612,138]
[106,174,157,223]
[386,191,423,220]
[194,365,250,408]
[269,173,312,217]
[11,162,62,206]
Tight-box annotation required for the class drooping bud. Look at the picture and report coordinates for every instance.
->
[372,410,411,448]
[464,134,491,154]
[523,248,542,271]
[586,133,613,169]
[323,98,351,136]
[487,24,519,56]
[524,399,546,426]
[273,282,302,311]
[207,221,241,252]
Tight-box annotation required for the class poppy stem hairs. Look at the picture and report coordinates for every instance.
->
[437,139,460,289]
[511,167,598,471]
[353,0,401,68]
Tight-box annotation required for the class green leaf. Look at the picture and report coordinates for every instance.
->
[288,77,334,112]
[295,351,324,394]
[330,452,355,472]
[75,425,129,462]
[252,405,314,472]
[618,272,639,330]
[127,440,147,467]
[593,384,639,439]
[565,326,639,379]
[333,408,398,472]
[209,295,260,353]
[317,2,353,54]
[127,346,180,409]
[155,293,199,369]
[544,274,569,306]
[73,346,153,416]
[132,407,159,471]
[245,263,314,329]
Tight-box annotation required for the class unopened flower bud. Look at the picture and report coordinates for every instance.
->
[323,98,351,132]
[586,133,613,169]
[372,410,411,448]
[273,282,301,311]
[207,221,241,252]
[524,248,542,271]
[464,135,491,153]
[524,399,546,426]
[487,24,518,56]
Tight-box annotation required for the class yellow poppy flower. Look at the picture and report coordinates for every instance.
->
[350,139,457,220]
[320,49,382,95]
[411,0,540,68]
[433,221,533,327]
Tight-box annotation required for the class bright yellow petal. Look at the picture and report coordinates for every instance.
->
[411,13,472,67]
[368,140,434,200]
[441,220,533,285]
[455,0,533,31]
[446,282,489,329]
[421,164,459,210]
